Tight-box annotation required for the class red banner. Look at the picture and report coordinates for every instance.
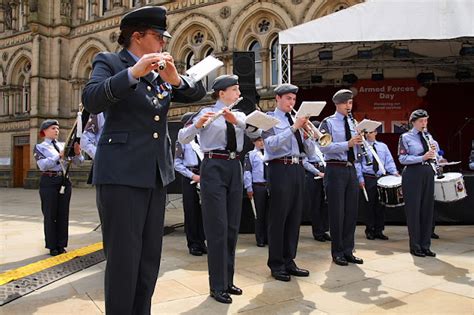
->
[352,79,426,133]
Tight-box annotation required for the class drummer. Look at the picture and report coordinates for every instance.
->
[398,109,439,258]
[355,129,399,241]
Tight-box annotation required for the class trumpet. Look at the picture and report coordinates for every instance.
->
[290,109,332,146]
[202,97,243,128]
[421,128,444,179]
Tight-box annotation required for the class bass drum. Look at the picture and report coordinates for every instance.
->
[434,172,467,202]
[377,175,404,207]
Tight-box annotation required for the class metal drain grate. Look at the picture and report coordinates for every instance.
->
[0,250,105,306]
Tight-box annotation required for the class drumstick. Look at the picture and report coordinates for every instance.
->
[362,186,369,202]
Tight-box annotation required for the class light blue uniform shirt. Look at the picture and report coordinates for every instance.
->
[174,141,200,179]
[355,140,398,183]
[178,100,257,151]
[303,145,324,175]
[319,111,359,161]
[262,108,315,162]
[34,138,84,171]
[398,128,440,165]
[80,113,105,159]
[243,148,266,192]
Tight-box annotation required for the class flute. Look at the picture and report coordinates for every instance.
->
[202,97,243,128]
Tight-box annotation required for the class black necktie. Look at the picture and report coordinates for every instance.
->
[225,121,237,152]
[261,149,267,181]
[51,140,61,153]
[372,143,379,174]
[194,136,201,168]
[344,116,355,163]
[285,113,305,153]
[419,131,429,154]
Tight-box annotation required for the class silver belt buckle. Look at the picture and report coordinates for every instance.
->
[346,161,353,167]
[229,152,236,160]
[292,156,299,164]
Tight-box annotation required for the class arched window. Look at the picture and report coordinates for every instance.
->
[204,48,217,92]
[185,51,195,70]
[101,0,110,15]
[270,37,279,86]
[249,41,263,87]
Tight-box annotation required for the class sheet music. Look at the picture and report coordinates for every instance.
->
[295,101,326,118]
[356,119,381,133]
[185,55,224,81]
[245,111,280,131]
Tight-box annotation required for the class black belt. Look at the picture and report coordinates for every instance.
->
[269,156,302,165]
[204,150,240,160]
[187,166,200,173]
[252,182,267,187]
[362,173,378,178]
[42,171,63,177]
[326,160,354,167]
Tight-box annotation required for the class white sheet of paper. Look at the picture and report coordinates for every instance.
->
[295,101,326,118]
[245,111,280,131]
[185,55,224,81]
[356,119,382,133]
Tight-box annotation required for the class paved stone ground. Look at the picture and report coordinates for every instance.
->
[1,188,473,314]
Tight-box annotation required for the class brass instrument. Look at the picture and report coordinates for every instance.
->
[421,128,444,179]
[347,111,372,166]
[290,108,332,146]
[202,97,243,128]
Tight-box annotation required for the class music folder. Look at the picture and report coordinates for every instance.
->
[185,55,224,82]
[295,101,326,118]
[356,119,381,133]
[245,111,280,131]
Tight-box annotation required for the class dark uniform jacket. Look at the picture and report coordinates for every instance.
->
[82,49,205,188]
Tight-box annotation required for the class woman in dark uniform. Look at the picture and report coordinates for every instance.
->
[398,109,439,257]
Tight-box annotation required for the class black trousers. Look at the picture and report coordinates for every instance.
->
[252,184,269,245]
[182,177,206,250]
[402,164,434,251]
[363,175,385,233]
[267,163,305,272]
[324,165,359,258]
[96,181,166,315]
[303,171,329,237]
[200,158,242,291]
[39,175,71,250]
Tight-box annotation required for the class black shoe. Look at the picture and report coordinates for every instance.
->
[431,232,440,239]
[423,249,436,257]
[332,256,348,266]
[344,255,364,264]
[271,270,291,281]
[189,248,203,256]
[374,232,389,240]
[287,267,309,277]
[314,235,326,242]
[49,249,59,256]
[256,242,265,247]
[410,249,426,257]
[200,246,208,254]
[323,233,332,241]
[210,290,232,304]
[366,231,375,240]
[57,247,67,254]
[227,284,243,295]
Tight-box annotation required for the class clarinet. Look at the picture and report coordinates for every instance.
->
[202,97,243,128]
[347,111,372,166]
[421,128,444,179]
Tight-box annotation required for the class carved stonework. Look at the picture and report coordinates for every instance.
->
[29,0,38,12]
[220,6,231,19]
[5,4,13,30]
[60,0,72,17]
[0,120,30,132]
[109,31,118,43]
[292,0,303,4]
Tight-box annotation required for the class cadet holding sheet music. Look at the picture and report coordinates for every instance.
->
[262,83,315,282]
[178,74,259,304]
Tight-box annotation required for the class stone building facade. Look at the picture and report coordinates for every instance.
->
[0,0,362,187]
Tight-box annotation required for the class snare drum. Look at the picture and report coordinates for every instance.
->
[377,175,404,207]
[434,172,467,202]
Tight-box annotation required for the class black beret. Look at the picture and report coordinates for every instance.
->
[332,89,353,104]
[409,109,429,122]
[181,112,195,124]
[120,6,171,38]
[39,119,59,136]
[274,83,298,96]
[212,74,239,91]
